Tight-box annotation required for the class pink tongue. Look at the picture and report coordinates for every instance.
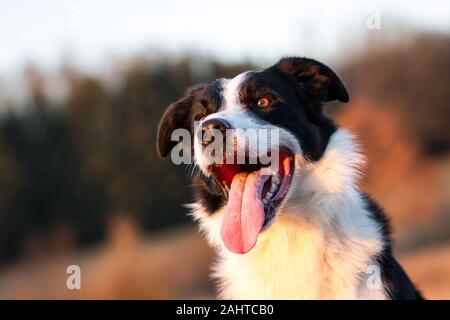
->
[220,171,270,254]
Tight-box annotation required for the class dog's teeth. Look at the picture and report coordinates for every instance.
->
[270,175,280,193]
[272,175,280,185]
[265,191,273,200]
[270,182,278,193]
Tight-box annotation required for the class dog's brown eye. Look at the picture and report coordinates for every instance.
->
[257,97,271,108]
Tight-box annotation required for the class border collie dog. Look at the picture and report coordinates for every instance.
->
[157,57,422,299]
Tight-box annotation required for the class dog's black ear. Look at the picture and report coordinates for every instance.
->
[156,85,205,158]
[274,57,349,103]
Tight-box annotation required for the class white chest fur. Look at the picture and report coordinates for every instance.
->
[213,214,386,299]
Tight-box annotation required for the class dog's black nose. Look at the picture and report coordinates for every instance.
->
[201,118,230,133]
[201,118,231,147]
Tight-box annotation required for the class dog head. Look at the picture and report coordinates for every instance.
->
[157,57,349,254]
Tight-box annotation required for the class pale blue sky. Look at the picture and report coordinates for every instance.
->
[0,0,449,76]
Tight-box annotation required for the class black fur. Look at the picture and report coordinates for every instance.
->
[274,57,349,104]
[237,58,344,161]
[156,81,223,158]
[362,193,423,299]
[192,174,227,213]
[156,85,204,158]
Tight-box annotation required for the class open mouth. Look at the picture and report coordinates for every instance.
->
[210,151,294,254]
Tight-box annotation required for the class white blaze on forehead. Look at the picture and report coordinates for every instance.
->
[222,71,253,109]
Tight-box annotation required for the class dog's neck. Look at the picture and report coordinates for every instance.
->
[192,129,387,299]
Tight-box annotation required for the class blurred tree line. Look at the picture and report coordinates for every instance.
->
[0,56,254,265]
[0,33,448,265]
[340,33,450,156]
